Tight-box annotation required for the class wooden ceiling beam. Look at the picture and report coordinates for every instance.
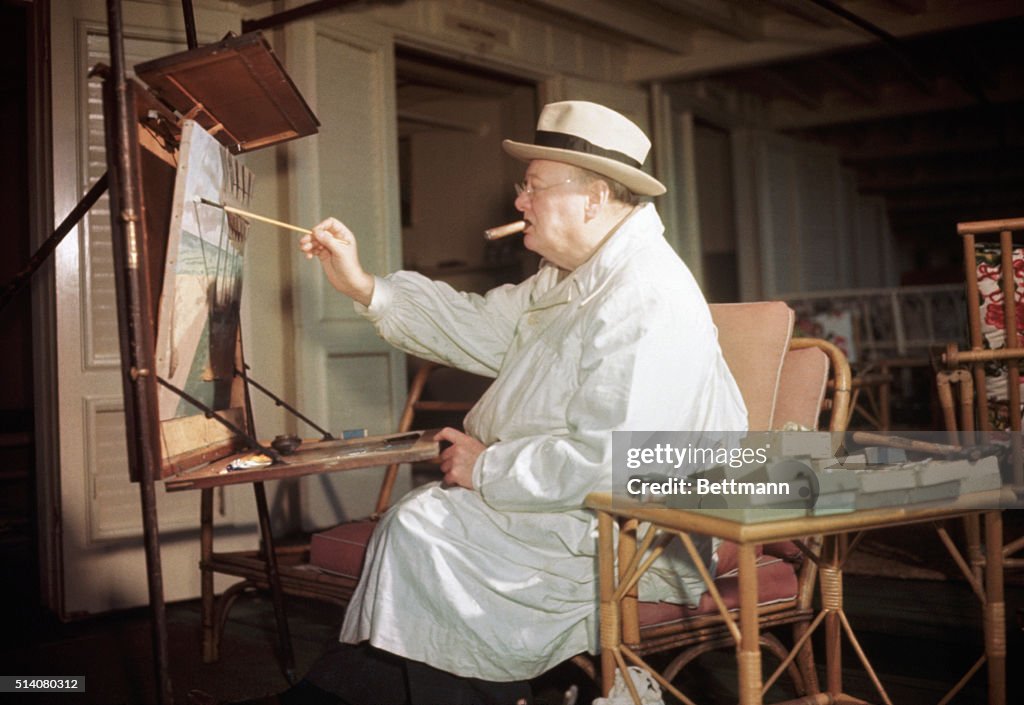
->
[765,80,1016,131]
[865,0,929,15]
[770,64,1024,131]
[816,58,882,105]
[759,0,844,28]
[887,205,1024,238]
[750,68,822,110]
[855,155,1024,192]
[841,136,1023,162]
[816,119,1024,162]
[520,0,694,55]
[859,169,1024,194]
[395,59,520,98]
[884,186,1024,213]
[624,0,1024,82]
[648,0,764,41]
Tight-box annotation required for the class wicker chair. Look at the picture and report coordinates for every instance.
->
[936,217,1024,584]
[592,301,852,704]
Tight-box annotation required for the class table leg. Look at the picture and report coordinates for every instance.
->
[597,510,617,698]
[822,536,843,696]
[984,510,1006,705]
[737,542,762,705]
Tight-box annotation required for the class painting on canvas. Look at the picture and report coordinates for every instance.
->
[155,120,254,424]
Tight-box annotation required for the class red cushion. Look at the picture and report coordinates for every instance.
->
[308,523,801,622]
[638,557,799,629]
[762,540,803,562]
[713,540,763,577]
[309,520,377,577]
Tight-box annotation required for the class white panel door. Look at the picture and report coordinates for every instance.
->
[286,20,408,530]
[49,1,255,616]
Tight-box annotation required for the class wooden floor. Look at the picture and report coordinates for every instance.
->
[0,570,1020,705]
[1,518,1021,705]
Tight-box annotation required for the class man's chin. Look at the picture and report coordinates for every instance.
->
[522,233,539,255]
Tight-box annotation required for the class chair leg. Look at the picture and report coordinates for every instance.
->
[661,640,724,683]
[791,621,820,695]
[210,579,258,660]
[964,513,985,585]
[660,633,810,698]
[570,654,597,683]
[760,632,807,696]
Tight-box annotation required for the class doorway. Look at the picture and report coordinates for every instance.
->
[694,119,739,303]
[394,48,537,293]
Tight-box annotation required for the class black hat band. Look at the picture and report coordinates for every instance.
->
[534,130,642,169]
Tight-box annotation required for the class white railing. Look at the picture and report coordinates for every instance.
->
[780,284,967,363]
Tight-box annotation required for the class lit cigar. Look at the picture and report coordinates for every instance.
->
[484,220,526,240]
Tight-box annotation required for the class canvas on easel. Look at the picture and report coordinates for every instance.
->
[155,119,253,476]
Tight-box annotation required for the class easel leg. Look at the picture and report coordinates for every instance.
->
[201,488,217,662]
[140,474,173,705]
[254,481,296,683]
[102,1,172,700]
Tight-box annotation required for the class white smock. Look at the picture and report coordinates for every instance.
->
[339,203,747,681]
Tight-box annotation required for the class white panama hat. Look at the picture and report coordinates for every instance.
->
[502,100,666,197]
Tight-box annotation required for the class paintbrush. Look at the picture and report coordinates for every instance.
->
[196,197,350,244]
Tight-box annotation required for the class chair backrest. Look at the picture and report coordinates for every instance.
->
[951,217,1024,434]
[710,302,795,432]
[773,346,830,431]
[373,361,480,514]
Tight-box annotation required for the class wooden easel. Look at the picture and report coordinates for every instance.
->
[98,4,437,703]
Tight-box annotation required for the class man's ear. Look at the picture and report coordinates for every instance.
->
[584,180,609,220]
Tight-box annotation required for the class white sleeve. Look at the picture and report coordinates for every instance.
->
[357,271,537,378]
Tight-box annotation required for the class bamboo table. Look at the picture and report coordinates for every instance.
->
[585,490,1010,705]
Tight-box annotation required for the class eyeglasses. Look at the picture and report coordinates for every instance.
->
[514,178,575,198]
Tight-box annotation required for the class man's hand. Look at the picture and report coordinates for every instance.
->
[299,217,375,306]
[436,427,486,490]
